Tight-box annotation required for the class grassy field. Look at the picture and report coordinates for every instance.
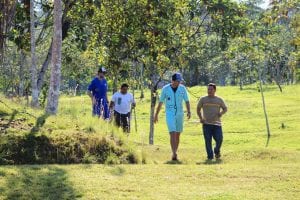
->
[0,84,300,199]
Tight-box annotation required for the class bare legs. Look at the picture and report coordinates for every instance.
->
[170,132,180,160]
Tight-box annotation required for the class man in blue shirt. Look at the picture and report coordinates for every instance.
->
[87,66,110,119]
[154,73,191,161]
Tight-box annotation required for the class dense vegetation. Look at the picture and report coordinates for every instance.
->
[1,0,299,97]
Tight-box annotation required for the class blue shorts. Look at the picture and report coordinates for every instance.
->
[166,113,184,133]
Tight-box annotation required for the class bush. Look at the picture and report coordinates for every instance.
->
[0,133,138,165]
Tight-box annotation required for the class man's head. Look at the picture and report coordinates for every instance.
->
[120,83,129,94]
[207,83,216,97]
[171,73,183,88]
[98,66,107,78]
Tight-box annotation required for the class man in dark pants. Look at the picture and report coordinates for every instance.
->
[197,83,227,160]
[109,83,136,133]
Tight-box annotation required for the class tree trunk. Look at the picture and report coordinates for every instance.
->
[259,68,271,147]
[149,86,156,145]
[46,0,62,115]
[30,0,39,107]
[36,1,74,96]
[112,75,118,94]
[140,63,145,99]
[37,40,52,92]
[18,49,25,96]
[239,77,243,90]
[149,74,160,145]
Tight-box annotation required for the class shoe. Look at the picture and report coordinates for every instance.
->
[215,153,221,159]
[172,154,178,161]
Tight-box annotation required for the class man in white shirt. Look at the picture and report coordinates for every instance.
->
[109,83,136,133]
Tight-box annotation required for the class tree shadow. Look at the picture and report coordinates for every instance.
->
[5,109,18,128]
[110,166,126,176]
[1,166,82,199]
[0,109,18,134]
[30,113,50,134]
[0,110,9,117]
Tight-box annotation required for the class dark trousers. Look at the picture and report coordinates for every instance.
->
[114,111,130,133]
[203,124,223,159]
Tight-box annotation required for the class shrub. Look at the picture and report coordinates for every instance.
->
[0,133,138,165]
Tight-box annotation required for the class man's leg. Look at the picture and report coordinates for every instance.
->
[170,132,177,160]
[93,100,101,117]
[121,113,130,133]
[114,111,121,128]
[172,114,183,160]
[174,133,180,158]
[212,125,223,158]
[166,115,177,160]
[203,124,214,159]
[102,101,110,120]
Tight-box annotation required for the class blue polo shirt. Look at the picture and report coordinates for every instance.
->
[88,77,108,99]
[159,84,189,115]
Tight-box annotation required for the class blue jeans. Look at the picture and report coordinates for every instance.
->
[92,98,110,119]
[203,124,223,159]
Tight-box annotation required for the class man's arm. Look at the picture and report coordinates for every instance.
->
[186,101,191,119]
[154,102,163,123]
[218,106,227,117]
[87,90,95,105]
[197,99,205,123]
[109,101,115,110]
[87,90,93,98]
[109,94,116,110]
[218,99,228,117]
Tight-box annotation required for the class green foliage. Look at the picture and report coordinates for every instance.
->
[0,133,137,164]
[0,95,140,165]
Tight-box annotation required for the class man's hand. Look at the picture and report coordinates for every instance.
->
[92,97,96,105]
[218,112,223,117]
[200,118,206,124]
[187,112,191,119]
[132,103,136,108]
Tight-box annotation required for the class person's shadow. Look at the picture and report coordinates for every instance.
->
[196,159,223,165]
[30,113,49,134]
[165,160,183,165]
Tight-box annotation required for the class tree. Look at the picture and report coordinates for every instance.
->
[30,0,39,107]
[46,0,62,114]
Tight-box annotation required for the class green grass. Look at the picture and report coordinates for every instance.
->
[1,84,300,199]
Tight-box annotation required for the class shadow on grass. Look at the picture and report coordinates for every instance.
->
[165,160,183,165]
[5,109,18,128]
[0,110,9,117]
[0,166,82,199]
[196,159,223,165]
[30,113,50,134]
[110,166,126,176]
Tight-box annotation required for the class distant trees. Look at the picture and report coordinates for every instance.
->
[0,0,299,134]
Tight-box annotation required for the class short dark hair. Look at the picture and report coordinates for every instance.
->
[121,83,129,88]
[208,83,216,90]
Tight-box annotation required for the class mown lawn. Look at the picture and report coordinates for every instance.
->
[0,84,300,199]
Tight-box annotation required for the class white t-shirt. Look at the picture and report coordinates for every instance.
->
[111,92,135,114]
